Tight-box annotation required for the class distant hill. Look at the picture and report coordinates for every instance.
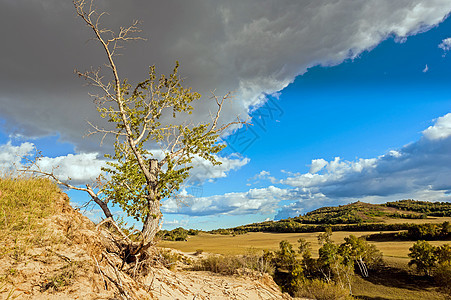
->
[208,200,451,235]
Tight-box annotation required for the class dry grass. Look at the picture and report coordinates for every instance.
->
[159,231,393,256]
[0,176,61,259]
[383,216,451,224]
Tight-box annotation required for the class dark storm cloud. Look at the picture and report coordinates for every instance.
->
[1,0,451,152]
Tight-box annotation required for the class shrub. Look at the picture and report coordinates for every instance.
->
[194,255,243,275]
[194,250,274,276]
[294,279,354,300]
[408,240,437,276]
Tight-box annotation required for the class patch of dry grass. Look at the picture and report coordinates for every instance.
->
[383,216,451,224]
[0,176,61,259]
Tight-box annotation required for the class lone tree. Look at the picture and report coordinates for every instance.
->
[54,0,247,253]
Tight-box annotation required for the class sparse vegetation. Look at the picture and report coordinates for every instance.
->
[194,249,274,275]
[40,261,79,292]
[0,177,61,259]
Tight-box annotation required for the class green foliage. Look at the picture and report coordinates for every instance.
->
[407,240,451,296]
[387,212,427,219]
[408,240,438,276]
[436,244,451,266]
[158,227,200,241]
[208,228,248,235]
[403,222,450,240]
[97,60,230,228]
[292,202,370,224]
[385,199,451,217]
[270,240,304,295]
[339,235,383,270]
[222,201,451,234]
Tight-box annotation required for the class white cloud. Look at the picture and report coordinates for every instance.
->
[187,155,250,184]
[422,113,451,140]
[35,153,106,185]
[309,158,328,173]
[422,64,429,72]
[0,140,248,187]
[438,37,451,55]
[163,186,290,216]
[0,142,106,184]
[248,170,277,184]
[0,142,35,175]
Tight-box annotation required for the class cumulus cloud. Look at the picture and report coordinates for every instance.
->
[163,186,290,216]
[1,1,450,152]
[277,113,451,218]
[248,170,277,184]
[0,142,248,186]
[309,158,328,173]
[422,113,451,140]
[0,141,106,184]
[0,142,35,175]
[187,155,250,184]
[35,153,106,185]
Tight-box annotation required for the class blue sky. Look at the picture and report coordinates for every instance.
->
[2,1,451,230]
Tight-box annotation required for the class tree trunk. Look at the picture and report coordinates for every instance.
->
[141,199,162,245]
[140,159,162,246]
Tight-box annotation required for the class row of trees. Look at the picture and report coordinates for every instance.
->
[228,219,443,234]
[157,227,200,241]
[366,222,451,241]
[385,199,451,216]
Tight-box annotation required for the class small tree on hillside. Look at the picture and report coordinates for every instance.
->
[64,0,247,254]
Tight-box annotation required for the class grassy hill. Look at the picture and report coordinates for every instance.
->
[205,200,451,235]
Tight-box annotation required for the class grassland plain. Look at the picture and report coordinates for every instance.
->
[158,231,450,258]
[159,231,451,300]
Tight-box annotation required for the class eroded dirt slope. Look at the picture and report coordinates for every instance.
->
[0,191,290,299]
